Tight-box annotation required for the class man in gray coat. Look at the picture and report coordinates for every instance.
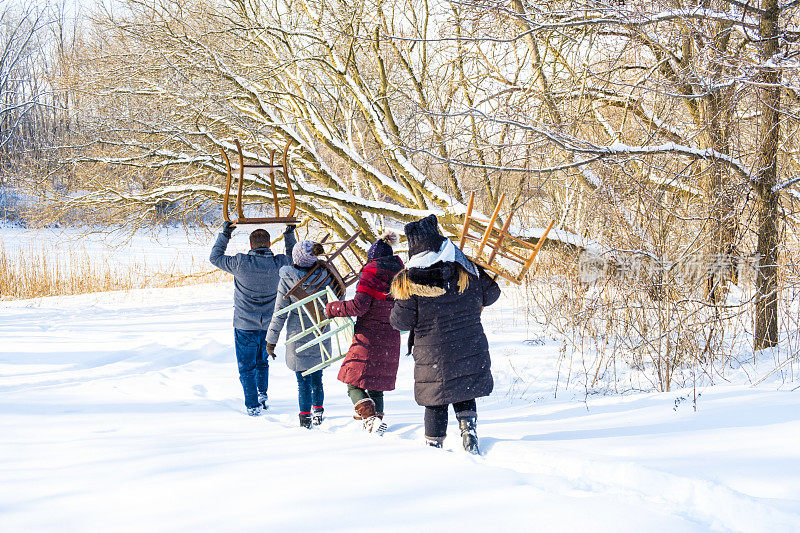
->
[210,221,296,416]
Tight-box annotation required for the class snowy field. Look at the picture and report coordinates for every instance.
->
[2,278,799,532]
[0,223,224,277]
[0,223,310,268]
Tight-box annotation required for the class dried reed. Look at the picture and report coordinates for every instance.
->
[0,243,229,300]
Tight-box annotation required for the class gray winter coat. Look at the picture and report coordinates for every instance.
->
[266,264,333,373]
[390,261,501,407]
[209,228,297,331]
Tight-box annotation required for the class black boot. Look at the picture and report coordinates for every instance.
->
[312,407,324,426]
[425,436,444,448]
[299,413,312,429]
[459,417,480,455]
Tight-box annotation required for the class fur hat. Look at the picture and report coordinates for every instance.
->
[293,239,324,268]
[404,214,445,258]
[368,230,398,261]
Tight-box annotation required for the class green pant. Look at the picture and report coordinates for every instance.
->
[347,385,384,414]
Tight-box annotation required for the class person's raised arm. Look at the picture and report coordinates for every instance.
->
[209,221,238,274]
[479,267,501,307]
[283,225,297,257]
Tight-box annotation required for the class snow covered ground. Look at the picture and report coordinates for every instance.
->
[0,223,219,278]
[0,223,310,273]
[2,281,799,532]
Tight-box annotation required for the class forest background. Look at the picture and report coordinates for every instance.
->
[3,0,800,393]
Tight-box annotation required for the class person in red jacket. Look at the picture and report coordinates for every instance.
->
[325,231,404,433]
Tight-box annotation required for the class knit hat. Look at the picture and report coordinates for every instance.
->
[293,239,323,268]
[367,230,398,261]
[404,214,446,258]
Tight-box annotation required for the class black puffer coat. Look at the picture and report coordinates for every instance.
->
[390,261,501,407]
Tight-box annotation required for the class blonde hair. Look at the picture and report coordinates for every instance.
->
[390,273,412,300]
[390,266,470,300]
[457,268,470,293]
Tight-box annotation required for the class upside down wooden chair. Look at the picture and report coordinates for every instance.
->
[314,231,367,289]
[218,138,299,225]
[284,229,365,303]
[458,192,555,284]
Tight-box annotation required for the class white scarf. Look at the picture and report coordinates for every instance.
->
[406,239,478,276]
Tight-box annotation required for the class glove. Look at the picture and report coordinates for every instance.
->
[284,224,296,234]
[266,342,277,360]
[222,221,235,238]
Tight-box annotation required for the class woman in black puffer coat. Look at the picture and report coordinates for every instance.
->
[390,214,501,454]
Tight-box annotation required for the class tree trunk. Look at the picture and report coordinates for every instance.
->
[754,0,781,351]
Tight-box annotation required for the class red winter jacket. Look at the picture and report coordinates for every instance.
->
[325,255,404,391]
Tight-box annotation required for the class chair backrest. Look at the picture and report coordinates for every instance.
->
[316,230,365,288]
[284,229,364,312]
[219,138,299,225]
[285,261,347,304]
[458,191,554,284]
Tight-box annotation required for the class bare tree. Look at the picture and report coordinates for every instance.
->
[51,0,587,248]
[34,0,800,377]
[753,0,781,350]
[0,2,51,173]
[451,0,800,352]
[1,0,80,208]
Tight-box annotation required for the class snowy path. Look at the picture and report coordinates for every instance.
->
[1,284,799,532]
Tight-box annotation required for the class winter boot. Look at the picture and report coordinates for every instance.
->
[257,392,269,410]
[353,408,384,421]
[299,412,313,429]
[354,398,376,420]
[363,415,388,436]
[353,411,381,421]
[312,406,324,426]
[246,406,262,417]
[369,411,387,435]
[353,398,373,421]
[425,436,445,448]
[354,398,383,433]
[459,417,480,455]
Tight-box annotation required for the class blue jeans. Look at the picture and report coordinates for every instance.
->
[296,370,324,413]
[234,329,269,409]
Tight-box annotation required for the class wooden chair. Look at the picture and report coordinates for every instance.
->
[458,192,554,284]
[218,138,299,224]
[315,231,366,288]
[284,230,365,302]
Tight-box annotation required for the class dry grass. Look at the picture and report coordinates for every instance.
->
[0,243,230,300]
